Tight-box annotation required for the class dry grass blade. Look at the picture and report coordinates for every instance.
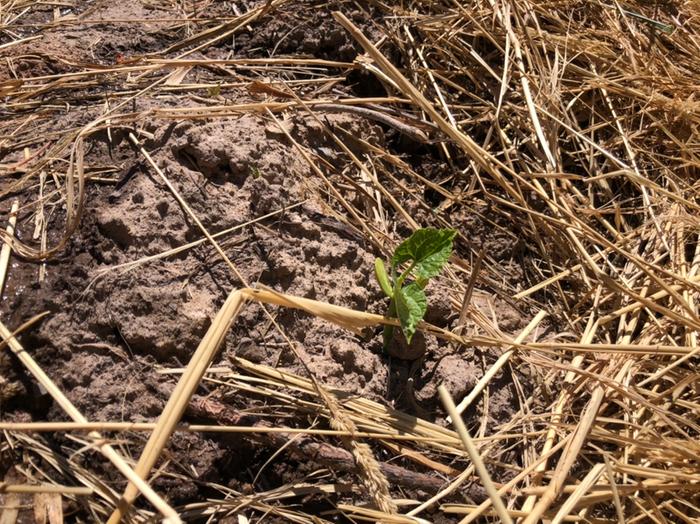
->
[438,386,512,524]
[0,484,92,495]
[449,310,547,421]
[0,201,18,297]
[551,463,605,524]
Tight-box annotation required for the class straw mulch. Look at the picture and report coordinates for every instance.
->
[1,0,699,522]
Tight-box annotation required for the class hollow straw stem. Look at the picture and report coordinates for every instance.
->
[550,463,605,524]
[438,385,513,524]
[0,421,454,442]
[0,200,18,297]
[0,483,93,495]
[448,310,547,422]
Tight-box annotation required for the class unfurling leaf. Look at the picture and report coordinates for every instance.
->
[391,228,456,279]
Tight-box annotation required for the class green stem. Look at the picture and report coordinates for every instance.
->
[382,298,396,350]
[395,261,416,289]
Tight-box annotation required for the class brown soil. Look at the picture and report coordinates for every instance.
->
[1,1,535,521]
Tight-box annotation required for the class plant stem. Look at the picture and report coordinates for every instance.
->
[395,261,416,288]
[382,298,396,350]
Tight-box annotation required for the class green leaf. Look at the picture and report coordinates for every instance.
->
[374,258,393,298]
[395,283,427,344]
[391,228,456,280]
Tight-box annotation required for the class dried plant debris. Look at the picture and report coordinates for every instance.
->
[1,0,699,522]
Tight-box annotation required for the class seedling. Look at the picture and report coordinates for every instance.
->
[375,228,456,352]
[249,164,263,179]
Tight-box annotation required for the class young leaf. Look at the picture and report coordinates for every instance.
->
[391,228,456,279]
[374,258,393,298]
[394,282,427,344]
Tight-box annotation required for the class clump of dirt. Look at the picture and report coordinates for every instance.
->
[0,1,181,81]
[0,351,25,404]
[234,5,385,62]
